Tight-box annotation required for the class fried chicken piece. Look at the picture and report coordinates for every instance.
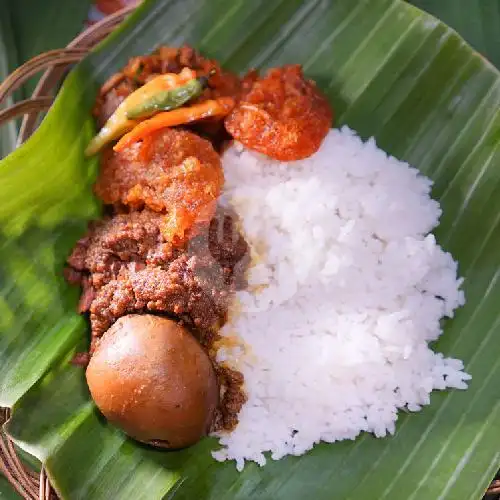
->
[94,128,224,245]
[225,65,333,161]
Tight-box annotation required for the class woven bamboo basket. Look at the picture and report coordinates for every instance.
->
[0,4,498,499]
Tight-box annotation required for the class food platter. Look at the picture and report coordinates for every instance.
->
[1,1,499,499]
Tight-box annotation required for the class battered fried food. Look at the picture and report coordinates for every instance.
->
[94,128,224,245]
[225,65,332,161]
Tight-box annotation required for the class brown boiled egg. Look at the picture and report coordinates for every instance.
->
[86,314,219,449]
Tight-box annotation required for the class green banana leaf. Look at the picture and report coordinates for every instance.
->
[1,0,500,499]
[410,0,500,69]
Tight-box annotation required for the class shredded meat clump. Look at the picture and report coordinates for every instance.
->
[67,209,248,343]
[89,256,227,347]
[225,64,332,161]
[67,210,174,289]
[212,366,247,431]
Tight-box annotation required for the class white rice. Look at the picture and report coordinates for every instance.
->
[212,127,469,471]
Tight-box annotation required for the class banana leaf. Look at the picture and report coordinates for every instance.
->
[1,0,500,499]
[410,0,500,69]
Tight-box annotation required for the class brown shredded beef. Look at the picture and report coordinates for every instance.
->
[212,366,247,432]
[67,210,175,290]
[89,257,225,349]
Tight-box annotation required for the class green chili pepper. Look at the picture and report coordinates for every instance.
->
[85,69,215,157]
[126,75,210,120]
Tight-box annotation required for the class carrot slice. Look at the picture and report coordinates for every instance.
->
[113,97,235,152]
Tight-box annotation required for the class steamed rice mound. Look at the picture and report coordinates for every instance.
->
[212,127,469,470]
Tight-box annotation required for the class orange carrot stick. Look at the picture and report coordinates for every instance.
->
[113,97,235,152]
